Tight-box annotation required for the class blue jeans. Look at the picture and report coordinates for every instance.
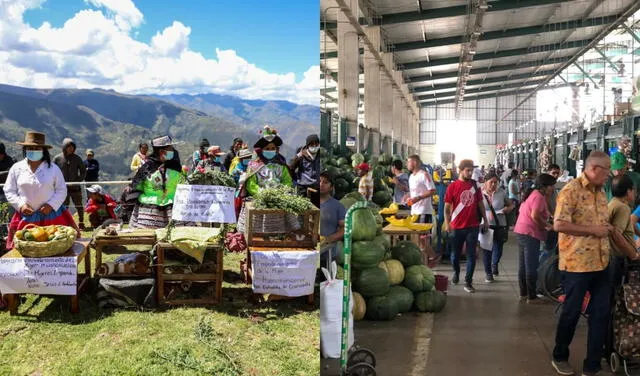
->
[516,233,541,299]
[450,227,480,284]
[482,241,505,276]
[553,269,611,373]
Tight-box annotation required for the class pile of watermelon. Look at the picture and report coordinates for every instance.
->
[320,146,400,208]
[334,207,447,321]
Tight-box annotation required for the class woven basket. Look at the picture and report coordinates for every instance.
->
[14,224,76,258]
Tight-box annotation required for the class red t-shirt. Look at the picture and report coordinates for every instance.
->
[444,179,483,230]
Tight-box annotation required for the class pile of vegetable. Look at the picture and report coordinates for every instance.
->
[335,206,447,321]
[252,186,315,215]
[320,146,402,208]
[15,225,74,242]
[186,169,237,187]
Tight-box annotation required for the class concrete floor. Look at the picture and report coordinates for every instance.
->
[322,238,627,376]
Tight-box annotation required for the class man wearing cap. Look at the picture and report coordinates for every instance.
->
[604,151,640,202]
[192,138,210,170]
[84,149,100,182]
[84,184,117,228]
[356,162,374,201]
[54,138,87,229]
[230,148,253,185]
[224,137,244,171]
[290,134,321,206]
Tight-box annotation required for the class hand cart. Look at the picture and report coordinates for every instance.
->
[338,201,377,376]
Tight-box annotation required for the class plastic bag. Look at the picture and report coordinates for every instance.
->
[320,261,354,359]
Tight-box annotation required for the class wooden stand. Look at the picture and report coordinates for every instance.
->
[244,203,320,249]
[155,242,223,306]
[382,224,434,265]
[91,229,156,274]
[245,246,315,305]
[2,240,91,315]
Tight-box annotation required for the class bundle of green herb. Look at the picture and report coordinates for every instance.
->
[252,186,315,215]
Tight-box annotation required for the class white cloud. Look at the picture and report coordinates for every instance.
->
[0,0,319,105]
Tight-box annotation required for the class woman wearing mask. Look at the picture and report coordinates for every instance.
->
[196,145,227,173]
[130,142,148,172]
[230,148,253,185]
[513,173,556,303]
[128,135,184,229]
[4,132,80,250]
[479,172,513,281]
[244,126,293,196]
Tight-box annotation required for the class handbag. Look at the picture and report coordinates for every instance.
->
[484,193,508,244]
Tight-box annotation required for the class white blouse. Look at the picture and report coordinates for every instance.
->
[4,159,68,212]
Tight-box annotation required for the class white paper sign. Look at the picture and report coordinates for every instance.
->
[251,250,319,297]
[172,184,236,223]
[0,256,77,295]
[478,229,494,250]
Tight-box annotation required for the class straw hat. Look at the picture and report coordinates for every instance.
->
[16,131,52,149]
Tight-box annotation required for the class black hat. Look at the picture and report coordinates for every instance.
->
[233,137,244,144]
[200,138,210,148]
[306,134,320,147]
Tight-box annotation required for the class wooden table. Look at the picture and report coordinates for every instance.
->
[383,224,434,265]
[155,242,223,306]
[91,229,157,273]
[2,240,91,315]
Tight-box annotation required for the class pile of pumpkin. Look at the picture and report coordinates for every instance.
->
[335,206,447,321]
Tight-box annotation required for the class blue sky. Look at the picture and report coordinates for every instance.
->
[23,0,317,78]
[0,0,319,105]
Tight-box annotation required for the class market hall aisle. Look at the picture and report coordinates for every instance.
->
[426,238,609,376]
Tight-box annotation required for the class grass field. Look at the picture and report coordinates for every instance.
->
[0,229,320,376]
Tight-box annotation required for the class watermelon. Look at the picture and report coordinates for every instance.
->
[335,178,350,193]
[353,292,366,320]
[351,153,365,164]
[319,147,328,157]
[335,241,344,265]
[403,265,436,293]
[366,295,398,321]
[415,290,447,313]
[372,166,388,180]
[388,285,414,313]
[379,153,393,166]
[372,190,393,207]
[340,172,356,184]
[373,233,391,250]
[353,267,390,297]
[377,226,383,236]
[336,157,350,167]
[343,191,364,202]
[340,197,358,211]
[325,166,340,178]
[353,241,386,269]
[378,259,405,285]
[391,241,423,267]
[352,209,378,241]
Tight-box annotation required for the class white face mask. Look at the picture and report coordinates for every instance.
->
[308,146,319,154]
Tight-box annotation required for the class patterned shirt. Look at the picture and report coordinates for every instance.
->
[359,171,374,201]
[555,174,610,272]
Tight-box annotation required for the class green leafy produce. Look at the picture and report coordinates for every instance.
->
[353,267,390,297]
[403,265,436,293]
[352,240,385,269]
[388,285,414,313]
[366,295,398,321]
[186,170,237,187]
[252,186,315,215]
[352,209,378,241]
[414,290,447,313]
[391,241,423,267]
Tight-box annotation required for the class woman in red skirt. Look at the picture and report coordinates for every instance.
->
[3,131,79,250]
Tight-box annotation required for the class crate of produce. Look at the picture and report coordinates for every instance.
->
[14,224,77,257]
[155,242,223,306]
[243,202,320,248]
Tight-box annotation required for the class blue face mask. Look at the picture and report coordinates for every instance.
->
[242,159,250,166]
[263,151,276,160]
[164,150,174,160]
[215,157,222,163]
[26,150,43,162]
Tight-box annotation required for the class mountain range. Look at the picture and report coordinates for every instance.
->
[0,84,319,183]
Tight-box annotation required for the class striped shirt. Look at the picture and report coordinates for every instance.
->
[359,171,374,201]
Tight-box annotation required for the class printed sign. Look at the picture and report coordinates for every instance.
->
[172,184,236,223]
[0,256,77,295]
[346,136,356,147]
[251,250,318,297]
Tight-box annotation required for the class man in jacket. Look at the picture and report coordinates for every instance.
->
[85,184,117,228]
[54,138,87,229]
[290,134,320,207]
[84,149,100,182]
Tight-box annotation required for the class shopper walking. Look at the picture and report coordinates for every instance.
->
[508,169,520,226]
[479,172,513,280]
[513,173,556,303]
[54,138,87,229]
[407,155,438,266]
[443,159,489,293]
[551,151,619,376]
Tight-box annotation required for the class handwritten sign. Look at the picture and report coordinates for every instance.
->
[0,256,77,295]
[172,184,236,223]
[251,250,318,297]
